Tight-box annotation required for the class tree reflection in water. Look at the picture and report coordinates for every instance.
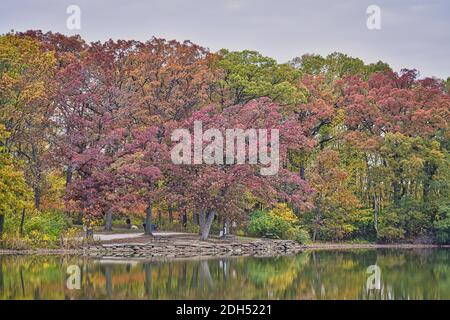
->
[0,249,449,300]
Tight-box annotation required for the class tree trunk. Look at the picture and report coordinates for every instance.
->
[0,215,4,240]
[423,161,437,203]
[198,209,205,235]
[158,208,162,227]
[76,212,83,225]
[168,206,173,223]
[145,202,153,236]
[299,164,305,180]
[373,193,379,237]
[85,215,94,239]
[392,169,402,205]
[34,186,41,210]
[200,209,216,241]
[423,179,431,203]
[182,210,187,229]
[312,208,322,242]
[31,144,42,210]
[104,209,113,231]
[19,208,26,236]
[223,216,230,236]
[193,212,198,225]
[66,164,73,186]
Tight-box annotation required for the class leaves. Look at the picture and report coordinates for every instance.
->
[0,30,449,243]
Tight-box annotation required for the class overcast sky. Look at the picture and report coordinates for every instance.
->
[1,0,449,79]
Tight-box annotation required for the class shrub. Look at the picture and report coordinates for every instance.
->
[0,235,30,250]
[247,206,311,241]
[433,205,450,244]
[186,223,200,234]
[247,210,291,239]
[378,209,406,242]
[377,200,435,242]
[378,226,405,243]
[22,210,70,247]
[2,209,70,248]
[288,226,310,244]
[349,208,377,242]
[25,210,68,237]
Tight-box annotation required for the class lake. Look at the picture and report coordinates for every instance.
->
[0,249,449,299]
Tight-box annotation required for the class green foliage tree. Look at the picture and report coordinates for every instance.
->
[212,49,306,106]
[290,52,391,80]
[433,203,450,244]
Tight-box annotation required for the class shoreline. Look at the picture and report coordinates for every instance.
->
[1,239,449,257]
[303,243,450,250]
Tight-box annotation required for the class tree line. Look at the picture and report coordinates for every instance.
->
[0,30,449,243]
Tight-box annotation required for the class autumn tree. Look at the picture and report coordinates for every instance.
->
[0,34,56,209]
[305,149,360,241]
[121,38,218,227]
[336,70,450,241]
[55,40,138,231]
[2,29,448,245]
[0,125,32,239]
[114,127,166,235]
[165,99,313,240]
[124,38,216,125]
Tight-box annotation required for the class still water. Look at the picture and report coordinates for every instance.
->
[0,249,449,300]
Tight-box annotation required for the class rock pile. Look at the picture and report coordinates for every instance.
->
[82,239,304,258]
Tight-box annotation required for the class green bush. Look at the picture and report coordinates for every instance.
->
[247,210,291,239]
[3,209,70,248]
[288,227,310,244]
[378,209,406,242]
[247,210,310,243]
[433,205,450,244]
[377,200,437,243]
[378,226,405,243]
[186,223,200,234]
[24,210,69,239]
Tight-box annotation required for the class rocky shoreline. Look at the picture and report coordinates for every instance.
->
[1,236,449,257]
[0,238,304,258]
[83,239,303,258]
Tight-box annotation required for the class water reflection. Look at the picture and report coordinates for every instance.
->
[0,249,449,300]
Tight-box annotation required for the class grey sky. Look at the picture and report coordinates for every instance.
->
[1,0,449,79]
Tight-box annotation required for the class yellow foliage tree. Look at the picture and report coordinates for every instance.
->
[269,203,299,224]
[0,125,33,239]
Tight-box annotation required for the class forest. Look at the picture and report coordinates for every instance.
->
[0,30,449,247]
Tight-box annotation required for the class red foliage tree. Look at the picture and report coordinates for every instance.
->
[164,98,313,240]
